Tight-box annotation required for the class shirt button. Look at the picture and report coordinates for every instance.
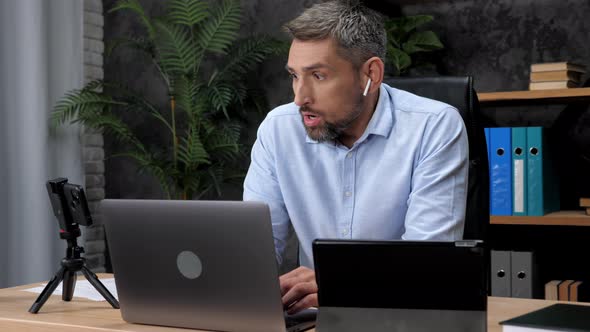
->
[342,229,349,236]
[346,152,353,159]
[345,191,352,197]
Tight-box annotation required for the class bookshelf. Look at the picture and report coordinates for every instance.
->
[491,211,590,226]
[481,88,590,227]
[482,85,590,295]
[478,87,590,105]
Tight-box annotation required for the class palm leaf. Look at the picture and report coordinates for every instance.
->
[223,169,246,187]
[206,165,225,197]
[167,0,209,27]
[109,0,157,40]
[85,79,173,133]
[115,85,174,133]
[204,122,241,162]
[229,82,248,107]
[193,170,215,199]
[196,0,241,54]
[180,173,202,199]
[86,113,147,154]
[217,37,285,80]
[178,128,210,170]
[201,117,217,136]
[206,82,235,118]
[172,75,200,117]
[154,20,198,74]
[82,79,105,92]
[51,90,127,127]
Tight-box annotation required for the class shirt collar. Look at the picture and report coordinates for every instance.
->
[304,83,394,145]
[362,83,394,139]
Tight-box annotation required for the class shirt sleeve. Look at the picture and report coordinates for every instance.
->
[243,118,291,265]
[402,107,469,240]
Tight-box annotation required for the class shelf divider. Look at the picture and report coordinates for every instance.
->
[478,87,590,105]
[490,210,590,226]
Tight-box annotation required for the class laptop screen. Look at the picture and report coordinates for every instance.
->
[312,240,487,311]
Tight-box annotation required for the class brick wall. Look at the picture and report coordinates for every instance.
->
[83,0,106,272]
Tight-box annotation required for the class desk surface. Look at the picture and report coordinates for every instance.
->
[0,274,582,332]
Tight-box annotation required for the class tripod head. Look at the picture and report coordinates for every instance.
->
[46,178,92,240]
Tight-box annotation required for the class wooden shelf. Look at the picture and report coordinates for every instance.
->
[491,210,590,226]
[478,87,590,105]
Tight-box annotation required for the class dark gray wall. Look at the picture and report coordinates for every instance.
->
[401,0,590,93]
[400,0,590,129]
[104,0,590,198]
[103,1,590,271]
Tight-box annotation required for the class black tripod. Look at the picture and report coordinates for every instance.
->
[29,227,120,313]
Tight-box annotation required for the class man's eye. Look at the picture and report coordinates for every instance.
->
[313,72,325,80]
[289,73,298,80]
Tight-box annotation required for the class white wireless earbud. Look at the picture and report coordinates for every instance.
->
[363,78,372,97]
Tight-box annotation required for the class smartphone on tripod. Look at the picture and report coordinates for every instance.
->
[29,178,119,314]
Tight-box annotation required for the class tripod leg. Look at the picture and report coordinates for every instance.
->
[81,266,120,309]
[29,267,66,313]
[62,270,77,301]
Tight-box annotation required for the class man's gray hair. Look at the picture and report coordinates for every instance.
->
[284,1,386,68]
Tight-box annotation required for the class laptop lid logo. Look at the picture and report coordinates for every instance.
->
[176,251,203,279]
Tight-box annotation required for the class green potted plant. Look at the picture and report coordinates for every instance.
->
[385,14,444,76]
[51,0,284,200]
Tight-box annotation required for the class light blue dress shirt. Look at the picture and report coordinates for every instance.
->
[243,83,468,268]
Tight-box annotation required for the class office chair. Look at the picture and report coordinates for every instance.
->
[384,76,490,242]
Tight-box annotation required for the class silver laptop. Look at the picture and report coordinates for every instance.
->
[102,199,316,332]
[312,239,487,332]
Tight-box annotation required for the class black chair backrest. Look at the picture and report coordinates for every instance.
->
[384,76,490,242]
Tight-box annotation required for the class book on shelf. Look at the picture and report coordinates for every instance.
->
[489,127,512,215]
[500,303,590,332]
[569,281,590,302]
[586,208,590,216]
[580,197,590,207]
[526,127,560,216]
[530,70,583,83]
[544,280,561,300]
[570,281,583,302]
[530,61,586,73]
[529,80,579,90]
[558,280,575,301]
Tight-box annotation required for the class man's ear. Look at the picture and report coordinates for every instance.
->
[361,57,384,95]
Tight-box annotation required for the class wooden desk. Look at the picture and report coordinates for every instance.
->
[0,275,577,331]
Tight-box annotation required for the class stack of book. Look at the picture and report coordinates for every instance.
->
[545,279,590,302]
[580,197,590,216]
[529,61,585,90]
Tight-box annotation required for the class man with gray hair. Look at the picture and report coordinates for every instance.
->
[244,0,468,313]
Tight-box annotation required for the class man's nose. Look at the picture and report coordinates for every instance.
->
[293,81,312,107]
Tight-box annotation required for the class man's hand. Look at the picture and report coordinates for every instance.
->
[279,266,318,314]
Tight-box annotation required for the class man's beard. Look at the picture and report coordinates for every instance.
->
[300,94,364,143]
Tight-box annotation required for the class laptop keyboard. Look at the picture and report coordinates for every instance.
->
[284,308,317,331]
